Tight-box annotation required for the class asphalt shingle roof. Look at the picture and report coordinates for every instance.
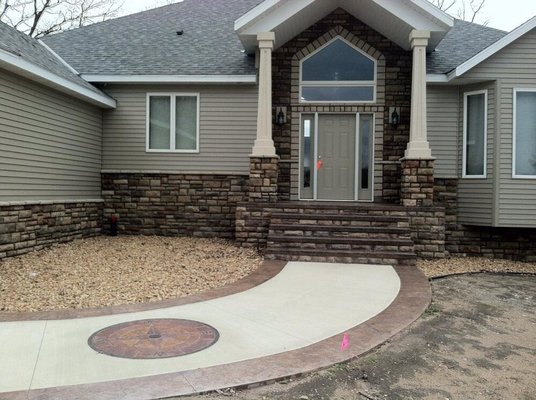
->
[40,1,509,77]
[0,21,104,94]
[42,0,264,76]
[427,19,507,74]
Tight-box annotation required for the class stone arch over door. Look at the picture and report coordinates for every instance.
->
[289,26,386,201]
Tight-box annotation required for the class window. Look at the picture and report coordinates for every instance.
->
[300,115,315,199]
[463,90,487,178]
[513,89,536,178]
[300,37,376,103]
[146,93,199,152]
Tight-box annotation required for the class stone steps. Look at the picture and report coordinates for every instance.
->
[265,206,417,266]
[270,213,409,228]
[268,235,414,252]
[269,224,411,238]
[264,249,417,266]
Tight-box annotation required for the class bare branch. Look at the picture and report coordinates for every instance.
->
[429,0,488,24]
[0,0,123,37]
[469,0,486,23]
[430,0,457,12]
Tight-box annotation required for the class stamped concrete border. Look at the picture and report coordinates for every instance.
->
[1,264,430,400]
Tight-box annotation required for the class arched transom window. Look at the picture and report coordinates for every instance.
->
[300,37,377,103]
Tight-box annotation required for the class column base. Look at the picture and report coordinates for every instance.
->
[250,139,277,158]
[249,156,279,202]
[400,158,435,207]
[404,141,433,159]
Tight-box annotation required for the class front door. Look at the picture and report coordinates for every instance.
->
[317,114,356,200]
[300,113,374,201]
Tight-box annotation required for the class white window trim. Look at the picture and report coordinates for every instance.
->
[299,36,377,104]
[512,88,536,179]
[462,89,488,179]
[146,93,200,153]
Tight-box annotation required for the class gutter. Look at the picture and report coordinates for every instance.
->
[81,75,258,84]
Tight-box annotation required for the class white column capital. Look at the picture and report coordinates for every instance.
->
[257,32,276,49]
[409,30,430,48]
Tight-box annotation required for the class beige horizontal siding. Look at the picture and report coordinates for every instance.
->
[102,84,259,174]
[0,69,103,202]
[427,85,459,177]
[464,29,536,227]
[457,82,495,226]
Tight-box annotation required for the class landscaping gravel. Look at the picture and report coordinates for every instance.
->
[417,256,536,278]
[0,236,262,313]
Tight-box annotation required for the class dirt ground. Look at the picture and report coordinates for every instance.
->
[182,273,536,400]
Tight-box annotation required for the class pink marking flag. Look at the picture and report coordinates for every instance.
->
[340,333,349,351]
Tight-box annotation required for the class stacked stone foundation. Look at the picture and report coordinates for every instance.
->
[102,173,248,238]
[249,157,279,202]
[0,201,102,260]
[401,159,435,207]
[435,178,536,261]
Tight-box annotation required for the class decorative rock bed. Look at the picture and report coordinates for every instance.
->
[0,236,262,313]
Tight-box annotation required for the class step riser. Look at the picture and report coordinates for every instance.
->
[270,219,409,228]
[267,243,415,252]
[270,231,411,240]
[265,254,416,266]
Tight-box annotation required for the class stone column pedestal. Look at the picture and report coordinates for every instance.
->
[249,156,279,202]
[401,159,435,207]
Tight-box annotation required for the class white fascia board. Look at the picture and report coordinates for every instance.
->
[235,0,281,32]
[408,0,454,28]
[239,0,316,35]
[81,75,258,84]
[451,16,536,79]
[374,0,450,31]
[0,48,116,108]
[427,74,449,83]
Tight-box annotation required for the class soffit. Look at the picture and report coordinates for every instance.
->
[236,0,453,54]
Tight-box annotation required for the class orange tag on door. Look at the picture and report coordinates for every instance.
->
[316,160,324,170]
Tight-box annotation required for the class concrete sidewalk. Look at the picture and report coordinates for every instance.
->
[0,262,430,400]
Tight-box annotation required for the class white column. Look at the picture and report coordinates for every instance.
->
[251,32,277,157]
[405,30,433,159]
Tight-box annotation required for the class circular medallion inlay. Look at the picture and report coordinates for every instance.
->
[88,318,219,359]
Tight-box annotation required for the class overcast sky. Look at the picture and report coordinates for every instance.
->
[122,0,535,32]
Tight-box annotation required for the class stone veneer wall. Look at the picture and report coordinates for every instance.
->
[272,8,412,202]
[435,178,536,261]
[235,202,273,249]
[401,159,435,207]
[102,173,248,238]
[406,207,446,258]
[248,157,279,202]
[0,201,102,260]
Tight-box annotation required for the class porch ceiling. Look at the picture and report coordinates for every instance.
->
[235,0,453,54]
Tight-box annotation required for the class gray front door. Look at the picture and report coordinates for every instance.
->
[317,114,356,200]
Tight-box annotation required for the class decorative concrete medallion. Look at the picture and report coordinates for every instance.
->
[88,319,219,359]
